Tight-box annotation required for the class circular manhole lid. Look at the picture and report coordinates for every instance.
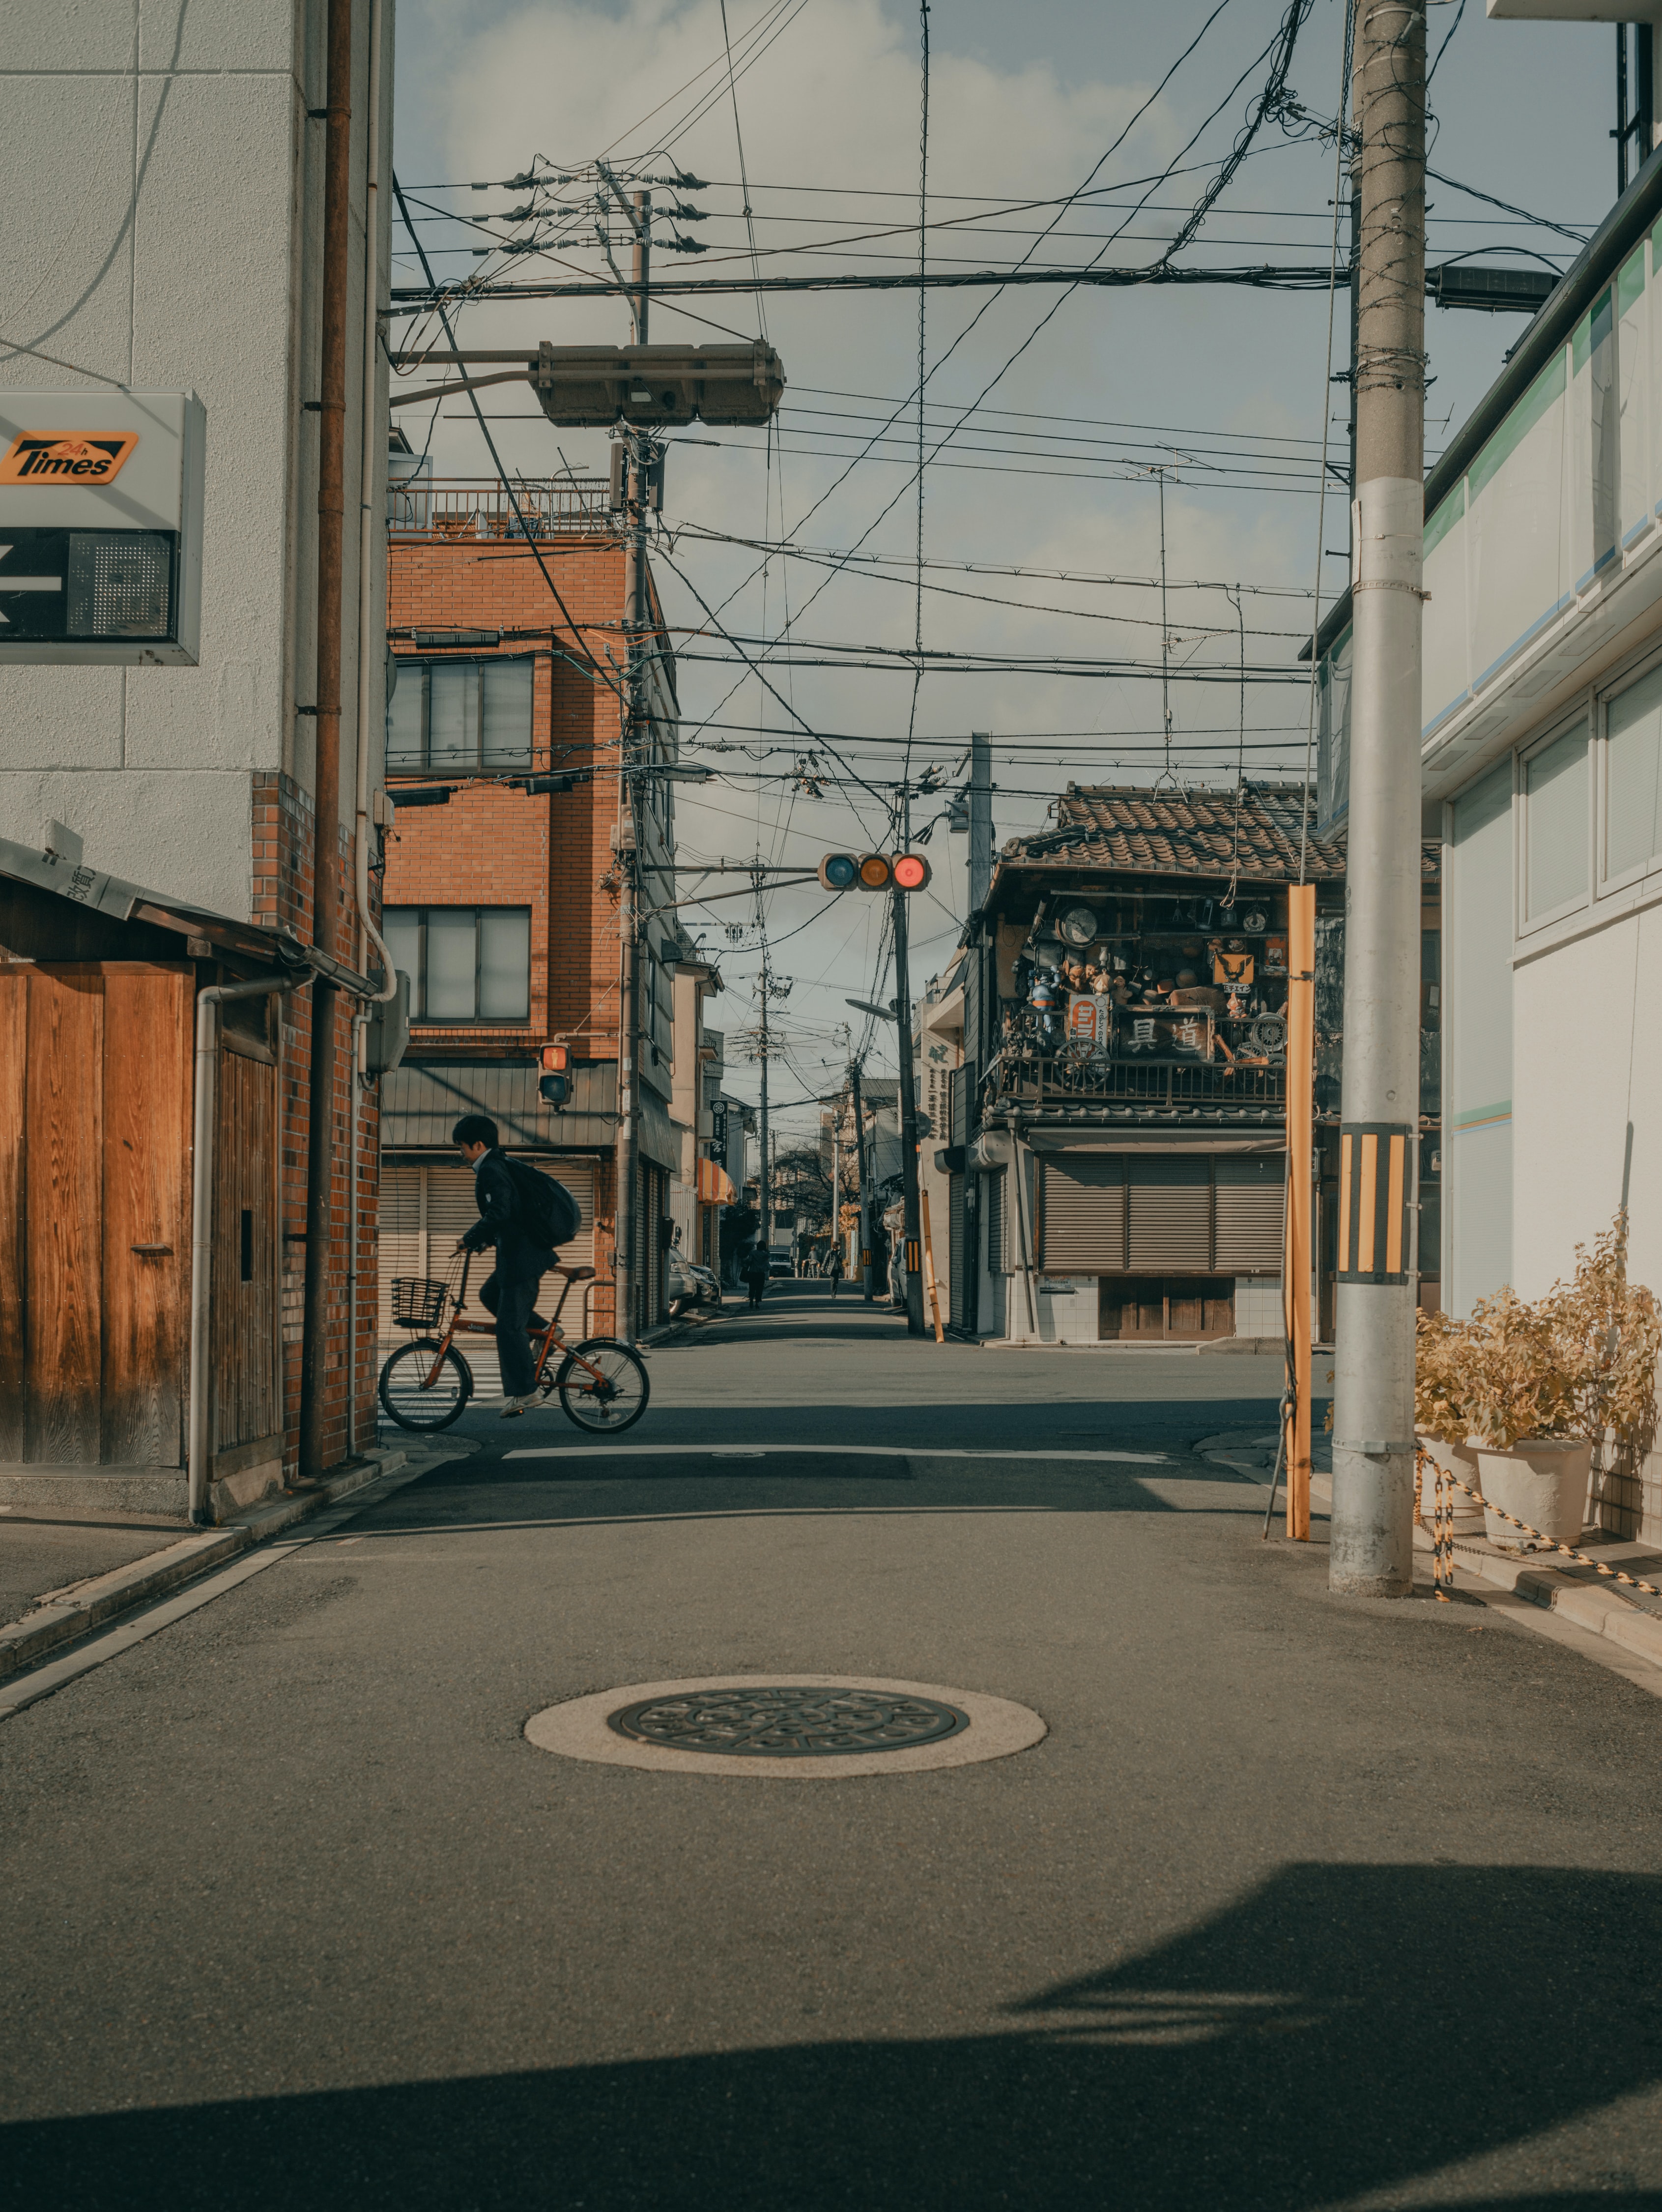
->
[608,1685,969,1758]
[525,1674,1046,1778]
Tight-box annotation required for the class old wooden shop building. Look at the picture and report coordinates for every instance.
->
[923,784,1441,1346]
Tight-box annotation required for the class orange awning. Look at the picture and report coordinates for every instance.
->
[696,1158,736,1205]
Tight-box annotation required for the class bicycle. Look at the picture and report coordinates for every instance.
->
[377,1252,650,1435]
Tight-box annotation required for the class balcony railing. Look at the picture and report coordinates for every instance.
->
[387,475,616,539]
[987,1048,1286,1116]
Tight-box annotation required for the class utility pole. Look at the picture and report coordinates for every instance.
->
[757,964,771,1257]
[1329,0,1427,1599]
[613,190,652,1344]
[968,730,993,915]
[892,788,925,1336]
[849,1057,873,1301]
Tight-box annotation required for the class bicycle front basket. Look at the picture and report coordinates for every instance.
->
[391,1276,451,1330]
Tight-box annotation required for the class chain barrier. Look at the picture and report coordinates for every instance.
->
[1413,1446,1662,1607]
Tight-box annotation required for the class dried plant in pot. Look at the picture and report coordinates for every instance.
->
[1416,1216,1662,1551]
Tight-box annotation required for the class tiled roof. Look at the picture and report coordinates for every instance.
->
[1000,782,1347,881]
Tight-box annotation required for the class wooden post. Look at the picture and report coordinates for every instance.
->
[919,1188,946,1344]
[1286,883,1315,1540]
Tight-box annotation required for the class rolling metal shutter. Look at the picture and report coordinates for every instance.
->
[1214,1154,1286,1272]
[1127,1157,1211,1271]
[948,1171,965,1325]
[1041,1157,1127,1271]
[985,1169,1007,1274]
[376,1164,425,1345]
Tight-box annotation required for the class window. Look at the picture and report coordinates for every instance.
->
[386,658,534,772]
[1605,659,1662,882]
[1523,721,1588,922]
[382,908,531,1021]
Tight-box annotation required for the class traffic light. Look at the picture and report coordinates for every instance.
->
[818,851,932,893]
[538,1042,571,1107]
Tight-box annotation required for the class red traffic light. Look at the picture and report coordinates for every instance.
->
[892,852,931,892]
[540,1044,570,1072]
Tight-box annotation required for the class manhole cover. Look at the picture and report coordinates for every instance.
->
[608,1685,969,1758]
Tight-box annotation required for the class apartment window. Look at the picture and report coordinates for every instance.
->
[1605,659,1662,882]
[386,657,534,771]
[1522,720,1589,923]
[382,908,531,1021]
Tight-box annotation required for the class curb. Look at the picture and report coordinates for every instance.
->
[1428,1527,1662,1669]
[1309,1470,1662,1674]
[0,1446,413,1685]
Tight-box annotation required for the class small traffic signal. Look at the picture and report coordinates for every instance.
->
[818,851,931,893]
[538,1043,571,1107]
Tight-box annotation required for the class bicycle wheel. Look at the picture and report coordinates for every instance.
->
[378,1339,473,1431]
[555,1337,650,1435]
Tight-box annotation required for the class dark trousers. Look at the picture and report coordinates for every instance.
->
[480,1268,548,1398]
[747,1281,765,1310]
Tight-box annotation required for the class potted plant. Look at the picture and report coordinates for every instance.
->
[1415,1216,1661,1551]
[1412,1308,1487,1535]
[1456,1286,1590,1550]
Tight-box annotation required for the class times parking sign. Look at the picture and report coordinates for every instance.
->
[0,392,203,664]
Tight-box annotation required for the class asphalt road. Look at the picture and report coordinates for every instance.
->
[4,1285,1661,2210]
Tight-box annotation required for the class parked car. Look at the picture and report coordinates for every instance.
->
[668,1252,724,1315]
[768,1253,794,1279]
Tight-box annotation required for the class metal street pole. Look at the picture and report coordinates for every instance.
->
[892,791,925,1335]
[613,190,652,1345]
[1329,0,1427,1598]
[849,1057,873,1301]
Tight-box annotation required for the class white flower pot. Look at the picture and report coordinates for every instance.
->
[1470,1437,1592,1551]
[1415,1431,1486,1535]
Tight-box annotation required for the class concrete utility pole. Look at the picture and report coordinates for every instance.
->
[613,190,652,1344]
[892,790,926,1336]
[757,964,771,1254]
[1329,0,1427,1599]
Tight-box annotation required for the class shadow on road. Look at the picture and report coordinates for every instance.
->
[9,1863,1660,2208]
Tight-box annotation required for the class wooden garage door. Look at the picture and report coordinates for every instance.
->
[0,964,192,1467]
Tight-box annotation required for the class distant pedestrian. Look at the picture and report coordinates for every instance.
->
[827,1246,845,1300]
[741,1244,771,1311]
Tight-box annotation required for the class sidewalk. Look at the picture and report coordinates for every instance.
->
[0,1442,420,1688]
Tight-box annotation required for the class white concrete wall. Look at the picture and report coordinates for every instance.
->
[1513,918,1662,1298]
[0,0,392,922]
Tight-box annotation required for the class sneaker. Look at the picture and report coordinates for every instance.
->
[498,1394,536,1419]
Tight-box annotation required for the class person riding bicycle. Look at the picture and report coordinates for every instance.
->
[452,1113,557,1417]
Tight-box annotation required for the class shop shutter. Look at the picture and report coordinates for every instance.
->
[948,1171,965,1326]
[1127,1157,1211,1271]
[426,1167,502,1396]
[1041,1157,1127,1272]
[376,1164,425,1346]
[985,1169,1007,1275]
[1214,1155,1286,1273]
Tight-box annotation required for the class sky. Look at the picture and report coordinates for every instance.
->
[391,0,1620,1145]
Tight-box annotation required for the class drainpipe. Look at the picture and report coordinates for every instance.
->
[349,0,394,1455]
[299,0,354,1482]
[190,978,297,1525]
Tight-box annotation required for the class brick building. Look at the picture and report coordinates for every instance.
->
[0,9,393,1520]
[378,470,685,1365]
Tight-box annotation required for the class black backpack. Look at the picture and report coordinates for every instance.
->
[505,1157,582,1251]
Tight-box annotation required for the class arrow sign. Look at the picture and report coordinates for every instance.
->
[0,543,64,624]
